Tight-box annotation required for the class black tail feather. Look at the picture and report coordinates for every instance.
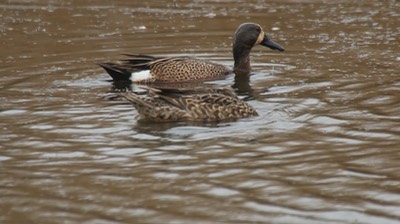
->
[97,54,164,82]
[97,62,132,81]
[120,54,163,70]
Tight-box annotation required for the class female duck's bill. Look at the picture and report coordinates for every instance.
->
[97,22,284,83]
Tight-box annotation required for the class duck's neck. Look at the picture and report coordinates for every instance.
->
[233,44,252,74]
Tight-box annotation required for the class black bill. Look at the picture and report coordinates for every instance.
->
[260,34,285,52]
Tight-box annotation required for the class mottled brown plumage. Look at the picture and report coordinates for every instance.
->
[98,23,284,83]
[98,55,230,83]
[121,87,258,122]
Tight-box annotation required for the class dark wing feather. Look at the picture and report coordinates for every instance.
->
[98,54,190,82]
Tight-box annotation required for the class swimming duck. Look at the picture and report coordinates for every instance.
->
[98,22,284,83]
[120,87,258,122]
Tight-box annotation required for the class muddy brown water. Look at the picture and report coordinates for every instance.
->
[1,1,399,223]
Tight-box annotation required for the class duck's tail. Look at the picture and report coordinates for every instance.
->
[97,62,132,82]
[97,54,163,82]
[120,92,153,109]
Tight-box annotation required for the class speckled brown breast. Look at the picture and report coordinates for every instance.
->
[148,58,231,83]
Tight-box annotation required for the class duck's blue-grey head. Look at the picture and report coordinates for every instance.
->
[233,23,284,73]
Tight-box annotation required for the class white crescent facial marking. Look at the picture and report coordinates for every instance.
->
[131,70,152,82]
[256,29,265,45]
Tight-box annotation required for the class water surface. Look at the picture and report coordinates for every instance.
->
[1,1,399,223]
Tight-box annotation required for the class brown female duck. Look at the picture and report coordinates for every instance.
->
[120,87,258,122]
[98,22,284,83]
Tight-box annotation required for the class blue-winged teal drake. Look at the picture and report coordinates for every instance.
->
[120,87,258,122]
[98,22,284,83]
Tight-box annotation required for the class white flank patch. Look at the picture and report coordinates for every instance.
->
[131,70,151,82]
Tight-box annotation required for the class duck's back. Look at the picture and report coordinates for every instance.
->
[149,58,230,83]
[98,55,231,83]
[121,87,258,122]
